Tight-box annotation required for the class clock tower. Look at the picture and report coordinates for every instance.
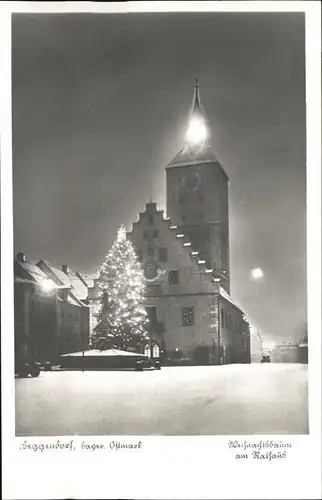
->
[166,80,230,293]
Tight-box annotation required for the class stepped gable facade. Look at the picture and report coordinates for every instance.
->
[127,201,250,365]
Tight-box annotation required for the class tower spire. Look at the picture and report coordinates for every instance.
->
[193,77,201,112]
[186,79,209,146]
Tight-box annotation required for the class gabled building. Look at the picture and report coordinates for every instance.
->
[78,272,101,337]
[126,81,250,365]
[37,261,89,302]
[37,260,100,338]
[14,253,90,365]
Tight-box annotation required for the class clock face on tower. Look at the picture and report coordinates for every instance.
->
[179,172,202,193]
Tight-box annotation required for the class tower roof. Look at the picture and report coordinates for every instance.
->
[168,79,219,168]
[192,78,204,116]
[167,143,218,168]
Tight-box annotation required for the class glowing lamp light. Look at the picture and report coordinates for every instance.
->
[186,116,208,144]
[40,279,54,292]
[250,268,264,280]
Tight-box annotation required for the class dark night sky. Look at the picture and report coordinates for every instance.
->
[12,12,306,341]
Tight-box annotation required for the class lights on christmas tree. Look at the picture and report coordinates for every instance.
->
[92,225,149,350]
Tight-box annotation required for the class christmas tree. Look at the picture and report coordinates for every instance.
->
[91,226,149,351]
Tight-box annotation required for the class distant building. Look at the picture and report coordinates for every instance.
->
[297,342,308,364]
[250,331,263,362]
[271,342,308,363]
[125,82,250,365]
[14,253,90,365]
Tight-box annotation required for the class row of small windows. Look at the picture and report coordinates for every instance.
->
[143,229,159,239]
[145,306,194,327]
[31,300,80,322]
[61,311,80,322]
[31,301,55,313]
[181,213,203,222]
[137,246,167,262]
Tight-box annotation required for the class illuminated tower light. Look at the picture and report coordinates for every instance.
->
[186,116,208,145]
[183,242,191,247]
[169,225,178,230]
[205,269,213,274]
[198,259,206,265]
[176,233,185,238]
[185,78,209,146]
[191,251,199,256]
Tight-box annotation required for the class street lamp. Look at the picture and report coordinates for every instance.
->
[40,279,54,292]
[250,268,264,280]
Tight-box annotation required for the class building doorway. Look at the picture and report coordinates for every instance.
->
[193,346,210,365]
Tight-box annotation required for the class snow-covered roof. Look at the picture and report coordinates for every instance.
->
[167,143,219,168]
[78,272,100,288]
[38,260,88,300]
[15,260,58,289]
[61,349,148,357]
[219,287,240,309]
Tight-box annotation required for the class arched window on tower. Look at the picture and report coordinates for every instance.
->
[144,344,151,357]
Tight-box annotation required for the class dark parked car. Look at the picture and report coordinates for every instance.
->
[43,361,52,372]
[135,358,161,371]
[16,361,42,378]
[261,355,271,363]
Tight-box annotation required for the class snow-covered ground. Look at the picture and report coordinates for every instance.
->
[15,363,308,436]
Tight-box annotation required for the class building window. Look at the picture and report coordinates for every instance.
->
[153,229,159,238]
[168,270,179,285]
[147,245,154,256]
[221,309,225,328]
[158,247,168,262]
[146,306,157,325]
[144,344,151,357]
[143,230,149,239]
[152,344,160,358]
[148,214,154,225]
[182,307,194,326]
